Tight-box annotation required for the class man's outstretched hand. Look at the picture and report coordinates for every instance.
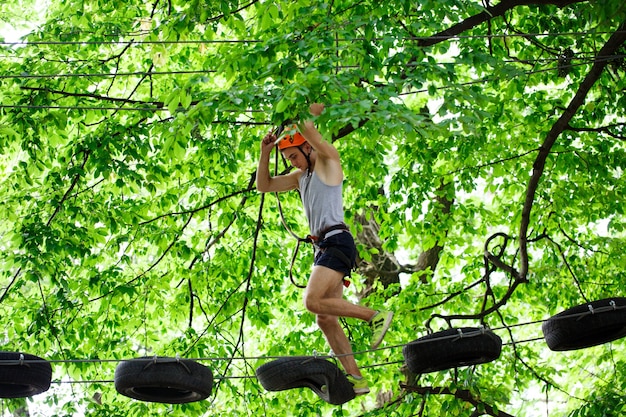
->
[309,103,325,117]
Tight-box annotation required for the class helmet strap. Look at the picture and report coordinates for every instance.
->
[298,146,313,175]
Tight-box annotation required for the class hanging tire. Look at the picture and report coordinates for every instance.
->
[256,356,355,405]
[0,352,52,398]
[542,297,626,351]
[114,357,213,404]
[402,327,502,374]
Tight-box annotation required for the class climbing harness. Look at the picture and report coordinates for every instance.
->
[278,199,353,289]
[306,224,354,288]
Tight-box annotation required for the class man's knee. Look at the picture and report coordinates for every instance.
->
[303,292,321,314]
[316,314,339,331]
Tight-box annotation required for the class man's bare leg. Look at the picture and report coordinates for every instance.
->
[304,265,376,321]
[316,313,361,376]
[304,266,377,376]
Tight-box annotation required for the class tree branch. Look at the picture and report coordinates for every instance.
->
[400,385,516,417]
[566,122,626,140]
[20,86,163,107]
[205,0,261,23]
[417,0,588,47]
[519,20,626,279]
[1,150,90,305]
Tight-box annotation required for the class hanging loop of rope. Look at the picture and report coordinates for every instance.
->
[272,123,312,289]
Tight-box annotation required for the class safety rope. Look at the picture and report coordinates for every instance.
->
[271,123,312,289]
[4,302,624,369]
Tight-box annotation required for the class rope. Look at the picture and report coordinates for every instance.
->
[6,335,621,386]
[271,123,304,243]
[0,335,570,386]
[3,302,624,367]
[0,70,216,79]
[1,54,621,82]
[0,300,623,391]
[0,325,537,368]
[51,374,259,384]
[270,123,311,289]
[1,54,622,114]
[2,30,624,47]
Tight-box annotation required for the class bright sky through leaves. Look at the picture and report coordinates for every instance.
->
[0,0,624,416]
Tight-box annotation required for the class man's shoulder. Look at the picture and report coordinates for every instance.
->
[313,158,343,186]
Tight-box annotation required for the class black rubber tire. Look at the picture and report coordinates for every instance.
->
[0,352,52,398]
[256,356,355,405]
[402,327,502,374]
[114,357,213,404]
[542,297,626,351]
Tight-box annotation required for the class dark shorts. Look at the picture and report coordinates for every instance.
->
[314,231,357,277]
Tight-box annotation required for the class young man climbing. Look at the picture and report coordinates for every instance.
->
[256,103,393,395]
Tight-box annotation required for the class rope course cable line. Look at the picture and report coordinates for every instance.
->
[2,304,623,367]
[1,334,586,386]
[1,30,623,47]
[51,375,257,384]
[0,54,611,68]
[0,105,271,117]
[1,53,621,80]
[49,359,408,385]
[4,302,624,389]
[0,70,217,79]
[1,54,622,113]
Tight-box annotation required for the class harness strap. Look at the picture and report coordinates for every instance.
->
[289,239,309,289]
[288,226,354,289]
[307,224,354,289]
[307,223,350,243]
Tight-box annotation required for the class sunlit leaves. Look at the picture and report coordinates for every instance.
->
[0,0,624,416]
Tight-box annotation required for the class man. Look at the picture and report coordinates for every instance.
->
[256,103,393,395]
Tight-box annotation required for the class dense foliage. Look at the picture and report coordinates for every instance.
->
[0,0,624,416]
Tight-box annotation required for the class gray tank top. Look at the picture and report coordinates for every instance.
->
[298,171,344,237]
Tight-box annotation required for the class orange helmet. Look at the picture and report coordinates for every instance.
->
[277,125,306,150]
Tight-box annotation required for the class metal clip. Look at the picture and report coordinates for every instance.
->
[19,353,24,366]
[175,355,191,374]
[610,300,617,310]
[142,355,159,371]
[587,304,595,314]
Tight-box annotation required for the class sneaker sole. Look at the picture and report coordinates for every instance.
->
[323,384,369,396]
[371,312,394,349]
